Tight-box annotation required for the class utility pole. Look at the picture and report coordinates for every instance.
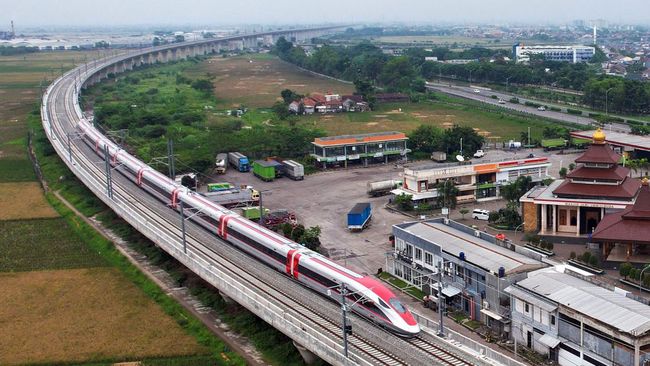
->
[340,283,351,358]
[528,126,531,147]
[103,145,113,199]
[259,190,264,225]
[167,139,175,179]
[180,199,187,254]
[437,260,445,337]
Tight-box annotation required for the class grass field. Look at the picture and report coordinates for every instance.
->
[296,100,551,141]
[0,182,59,220]
[0,268,210,366]
[186,54,354,108]
[0,218,107,271]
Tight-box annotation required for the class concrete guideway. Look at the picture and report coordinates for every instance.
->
[41,30,500,365]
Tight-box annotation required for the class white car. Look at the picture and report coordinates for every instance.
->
[472,209,490,220]
[497,99,506,104]
[473,150,485,158]
[537,106,546,111]
[473,89,481,93]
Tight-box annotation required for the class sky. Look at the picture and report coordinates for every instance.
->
[1,0,648,28]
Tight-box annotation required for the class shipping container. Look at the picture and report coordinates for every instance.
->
[430,151,447,162]
[347,202,372,231]
[215,153,228,174]
[253,160,276,181]
[281,160,304,180]
[207,182,234,192]
[240,206,269,220]
[228,152,250,172]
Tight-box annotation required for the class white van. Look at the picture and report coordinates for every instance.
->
[472,209,490,221]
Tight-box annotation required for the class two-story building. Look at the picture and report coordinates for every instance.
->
[506,267,650,366]
[388,218,545,337]
[311,131,409,169]
[391,157,551,204]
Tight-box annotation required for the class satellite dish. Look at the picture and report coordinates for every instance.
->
[456,155,465,162]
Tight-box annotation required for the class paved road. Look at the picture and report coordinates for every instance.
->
[426,82,631,133]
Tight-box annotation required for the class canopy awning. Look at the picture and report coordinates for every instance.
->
[441,285,462,298]
[538,333,561,348]
[480,308,503,321]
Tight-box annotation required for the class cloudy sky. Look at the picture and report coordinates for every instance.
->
[1,0,648,28]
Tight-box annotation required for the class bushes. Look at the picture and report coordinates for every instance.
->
[566,108,583,115]
[549,106,561,112]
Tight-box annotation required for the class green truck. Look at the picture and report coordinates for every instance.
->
[252,160,279,181]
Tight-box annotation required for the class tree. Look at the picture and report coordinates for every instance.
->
[272,101,290,120]
[436,180,459,209]
[500,176,532,205]
[408,125,443,154]
[152,37,161,47]
[191,79,214,94]
[619,262,633,280]
[559,167,568,178]
[301,226,322,251]
[274,37,293,56]
[459,208,469,219]
[441,125,484,157]
[280,89,301,104]
[394,193,413,211]
[174,35,185,43]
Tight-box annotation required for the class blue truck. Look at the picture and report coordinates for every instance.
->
[347,203,371,231]
[228,152,250,172]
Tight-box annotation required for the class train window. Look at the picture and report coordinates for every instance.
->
[389,298,407,314]
[378,298,390,309]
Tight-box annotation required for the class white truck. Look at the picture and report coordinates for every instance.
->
[215,153,228,174]
[202,184,259,207]
[473,150,485,158]
[367,179,402,197]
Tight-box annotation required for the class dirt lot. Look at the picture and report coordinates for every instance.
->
[186,54,354,108]
[0,182,59,220]
[217,148,578,275]
[0,268,208,365]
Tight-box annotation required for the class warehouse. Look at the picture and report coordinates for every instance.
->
[310,131,409,169]
[387,218,544,337]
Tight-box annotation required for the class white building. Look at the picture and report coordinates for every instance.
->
[506,267,650,366]
[514,45,595,63]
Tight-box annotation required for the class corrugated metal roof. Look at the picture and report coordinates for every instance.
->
[402,222,542,274]
[504,286,558,312]
[516,270,650,336]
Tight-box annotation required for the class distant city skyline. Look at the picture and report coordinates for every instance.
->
[1,0,649,29]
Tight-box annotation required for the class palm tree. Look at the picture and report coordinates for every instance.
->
[436,179,459,209]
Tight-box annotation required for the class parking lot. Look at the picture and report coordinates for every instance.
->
[215,148,580,275]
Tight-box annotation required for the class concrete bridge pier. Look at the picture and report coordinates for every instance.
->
[220,291,235,304]
[292,341,320,364]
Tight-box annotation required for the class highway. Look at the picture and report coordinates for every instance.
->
[41,31,491,366]
[426,82,631,133]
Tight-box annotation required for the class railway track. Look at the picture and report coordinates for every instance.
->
[47,74,409,366]
[43,47,486,366]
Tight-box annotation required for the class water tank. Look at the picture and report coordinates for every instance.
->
[459,252,465,261]
[498,266,505,278]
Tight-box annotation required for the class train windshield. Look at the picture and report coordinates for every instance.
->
[378,298,390,309]
[389,298,407,314]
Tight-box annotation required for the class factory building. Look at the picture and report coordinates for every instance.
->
[310,131,409,169]
[513,44,595,63]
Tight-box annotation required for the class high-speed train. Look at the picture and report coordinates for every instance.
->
[78,118,420,337]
